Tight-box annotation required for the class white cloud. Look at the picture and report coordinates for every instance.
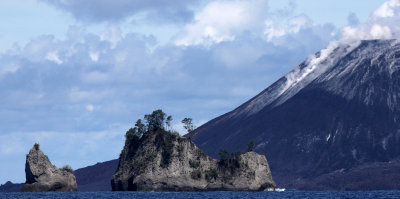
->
[341,26,359,40]
[89,51,99,62]
[175,0,334,47]
[264,20,286,40]
[341,0,400,41]
[370,24,392,39]
[373,0,400,18]
[0,21,328,136]
[100,25,122,48]
[40,0,197,23]
[45,51,63,64]
[69,88,111,103]
[212,39,266,68]
[86,104,94,112]
[81,71,110,83]
[0,61,20,75]
[264,14,313,41]
[175,0,268,46]
[289,14,312,33]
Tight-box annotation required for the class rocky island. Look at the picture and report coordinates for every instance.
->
[21,144,77,192]
[111,110,275,191]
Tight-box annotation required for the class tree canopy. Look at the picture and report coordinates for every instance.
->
[248,139,255,152]
[144,109,166,131]
[166,115,172,130]
[182,118,196,134]
[124,109,196,142]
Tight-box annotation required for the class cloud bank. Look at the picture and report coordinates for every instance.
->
[175,0,269,46]
[341,0,400,41]
[40,0,199,23]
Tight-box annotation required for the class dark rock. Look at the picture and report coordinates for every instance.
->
[21,145,77,192]
[1,159,118,192]
[0,181,23,192]
[111,130,275,191]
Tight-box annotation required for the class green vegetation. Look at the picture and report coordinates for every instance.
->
[125,110,177,142]
[165,115,172,130]
[125,128,140,141]
[125,109,192,168]
[182,118,196,135]
[61,165,74,173]
[196,150,206,160]
[123,109,196,169]
[189,160,200,168]
[155,129,176,168]
[124,110,167,143]
[247,139,255,152]
[34,143,40,150]
[132,153,156,174]
[120,109,258,184]
[218,149,242,161]
[218,149,242,172]
[205,169,218,182]
[144,109,166,131]
[190,170,202,180]
[135,119,146,137]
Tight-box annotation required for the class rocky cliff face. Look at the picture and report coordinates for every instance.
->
[111,130,275,191]
[21,145,77,192]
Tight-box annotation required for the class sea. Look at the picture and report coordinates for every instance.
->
[1,190,400,199]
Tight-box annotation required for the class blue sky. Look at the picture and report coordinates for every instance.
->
[0,0,396,183]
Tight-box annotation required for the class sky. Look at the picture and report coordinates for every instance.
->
[0,0,397,183]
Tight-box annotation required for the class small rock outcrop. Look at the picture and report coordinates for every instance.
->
[111,129,275,191]
[21,144,77,192]
[0,181,23,192]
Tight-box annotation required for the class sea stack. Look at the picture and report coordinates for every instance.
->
[21,144,77,192]
[111,129,275,191]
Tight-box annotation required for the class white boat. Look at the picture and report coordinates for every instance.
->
[275,188,286,192]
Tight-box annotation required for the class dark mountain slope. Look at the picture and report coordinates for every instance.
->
[191,40,400,190]
[74,159,118,191]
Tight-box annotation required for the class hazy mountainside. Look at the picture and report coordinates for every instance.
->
[74,159,119,191]
[191,39,400,190]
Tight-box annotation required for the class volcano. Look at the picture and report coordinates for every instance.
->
[190,40,400,190]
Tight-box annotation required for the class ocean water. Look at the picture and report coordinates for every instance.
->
[1,191,400,199]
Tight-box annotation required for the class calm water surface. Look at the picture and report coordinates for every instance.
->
[1,190,400,199]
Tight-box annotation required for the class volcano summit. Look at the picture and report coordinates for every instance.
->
[191,40,400,190]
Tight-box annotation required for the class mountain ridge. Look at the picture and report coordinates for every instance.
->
[191,39,400,190]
